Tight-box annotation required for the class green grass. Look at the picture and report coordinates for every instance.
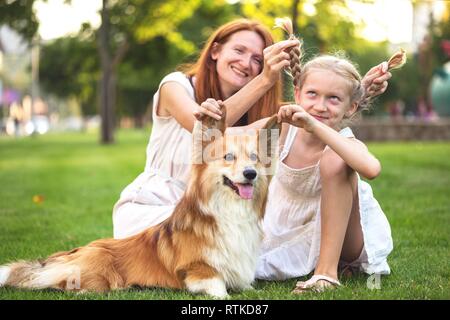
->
[0,129,449,300]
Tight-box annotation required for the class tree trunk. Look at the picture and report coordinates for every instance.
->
[98,0,114,144]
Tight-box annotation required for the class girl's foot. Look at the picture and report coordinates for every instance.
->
[292,275,341,294]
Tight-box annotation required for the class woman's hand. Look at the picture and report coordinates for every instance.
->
[277,104,317,133]
[261,39,300,85]
[362,62,392,98]
[193,98,224,121]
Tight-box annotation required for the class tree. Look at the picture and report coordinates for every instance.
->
[96,0,202,143]
[0,0,41,41]
[39,35,99,116]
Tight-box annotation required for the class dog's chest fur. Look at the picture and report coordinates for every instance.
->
[203,192,263,289]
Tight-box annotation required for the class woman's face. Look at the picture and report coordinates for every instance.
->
[211,30,265,98]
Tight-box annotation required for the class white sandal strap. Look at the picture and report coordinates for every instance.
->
[297,275,341,288]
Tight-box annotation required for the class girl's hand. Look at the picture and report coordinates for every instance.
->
[362,62,392,97]
[193,98,223,121]
[262,39,300,85]
[277,104,317,133]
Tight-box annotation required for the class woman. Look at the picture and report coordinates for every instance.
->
[113,19,298,239]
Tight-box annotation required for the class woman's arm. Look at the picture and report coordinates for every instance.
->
[193,99,289,152]
[159,39,299,133]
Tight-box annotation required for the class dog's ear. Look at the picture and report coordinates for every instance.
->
[262,114,280,132]
[192,102,227,165]
[258,115,280,166]
[201,101,227,134]
[261,115,280,157]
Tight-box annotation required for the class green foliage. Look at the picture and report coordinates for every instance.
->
[179,0,240,50]
[39,36,99,115]
[115,36,186,120]
[241,0,361,52]
[430,2,450,67]
[0,0,40,41]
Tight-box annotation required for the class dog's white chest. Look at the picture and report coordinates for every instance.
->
[204,196,263,289]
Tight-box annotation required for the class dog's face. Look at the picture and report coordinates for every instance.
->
[206,133,267,201]
[191,107,279,216]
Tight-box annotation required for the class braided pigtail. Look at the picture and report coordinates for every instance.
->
[387,48,407,70]
[274,17,303,87]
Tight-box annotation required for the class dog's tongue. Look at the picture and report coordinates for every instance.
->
[235,183,254,200]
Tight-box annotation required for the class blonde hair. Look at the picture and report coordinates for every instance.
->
[274,17,303,87]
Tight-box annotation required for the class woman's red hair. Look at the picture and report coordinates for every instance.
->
[182,19,281,125]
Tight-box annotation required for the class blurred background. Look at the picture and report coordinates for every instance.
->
[0,0,449,143]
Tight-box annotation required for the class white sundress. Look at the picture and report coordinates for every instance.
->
[255,125,393,280]
[112,72,194,239]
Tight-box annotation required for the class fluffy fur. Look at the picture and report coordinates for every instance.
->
[0,108,279,298]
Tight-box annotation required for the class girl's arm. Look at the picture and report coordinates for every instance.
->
[159,39,299,133]
[278,105,381,179]
[310,122,381,180]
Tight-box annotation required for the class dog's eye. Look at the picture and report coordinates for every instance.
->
[249,153,258,161]
[224,153,235,162]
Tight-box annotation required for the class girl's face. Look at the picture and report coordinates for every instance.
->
[211,30,265,98]
[294,69,358,130]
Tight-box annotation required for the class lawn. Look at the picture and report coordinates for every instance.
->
[0,129,449,300]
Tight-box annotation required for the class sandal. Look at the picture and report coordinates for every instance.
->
[339,264,361,278]
[292,275,341,294]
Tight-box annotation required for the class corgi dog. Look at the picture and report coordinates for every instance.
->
[0,105,279,298]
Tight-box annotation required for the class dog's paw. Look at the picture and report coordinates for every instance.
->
[0,266,11,286]
[209,291,230,300]
[186,277,228,299]
[207,285,229,299]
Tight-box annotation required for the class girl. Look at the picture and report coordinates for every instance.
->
[112,19,299,239]
[196,53,397,293]
[262,55,393,293]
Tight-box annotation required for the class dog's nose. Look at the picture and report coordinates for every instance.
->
[243,168,257,180]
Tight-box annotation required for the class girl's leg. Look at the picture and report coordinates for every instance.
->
[293,151,364,293]
[314,150,364,280]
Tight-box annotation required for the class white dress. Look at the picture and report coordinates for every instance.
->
[255,125,393,280]
[112,72,193,239]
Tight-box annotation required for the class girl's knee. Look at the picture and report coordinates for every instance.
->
[319,151,349,182]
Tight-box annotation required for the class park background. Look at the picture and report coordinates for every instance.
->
[0,0,449,299]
